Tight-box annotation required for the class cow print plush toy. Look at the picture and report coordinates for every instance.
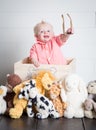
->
[18,79,60,119]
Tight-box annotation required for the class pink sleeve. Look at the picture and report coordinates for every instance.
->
[54,34,66,46]
[29,44,38,60]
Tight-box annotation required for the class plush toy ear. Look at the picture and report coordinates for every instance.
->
[57,80,63,89]
[78,78,85,92]
[78,78,88,100]
[59,79,64,90]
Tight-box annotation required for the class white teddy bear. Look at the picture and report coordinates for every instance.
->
[60,73,88,118]
[0,85,7,114]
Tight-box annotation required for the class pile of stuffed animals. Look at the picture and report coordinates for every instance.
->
[0,70,96,119]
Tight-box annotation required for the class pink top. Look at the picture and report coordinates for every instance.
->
[30,35,67,65]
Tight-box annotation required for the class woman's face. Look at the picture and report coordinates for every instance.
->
[36,24,54,43]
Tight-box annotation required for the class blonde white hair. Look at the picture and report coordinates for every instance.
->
[34,21,53,35]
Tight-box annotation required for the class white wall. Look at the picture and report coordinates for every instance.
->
[0,0,96,84]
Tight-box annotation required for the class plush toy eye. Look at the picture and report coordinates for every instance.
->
[47,84,51,88]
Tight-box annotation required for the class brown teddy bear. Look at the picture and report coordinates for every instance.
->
[4,74,22,115]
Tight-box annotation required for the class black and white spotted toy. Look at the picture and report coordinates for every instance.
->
[18,79,60,119]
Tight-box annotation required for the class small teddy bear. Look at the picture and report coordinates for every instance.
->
[84,80,96,119]
[4,74,22,115]
[46,81,67,117]
[0,85,7,115]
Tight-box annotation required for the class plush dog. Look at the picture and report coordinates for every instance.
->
[18,79,60,119]
[84,80,96,118]
[0,85,7,115]
[60,73,88,118]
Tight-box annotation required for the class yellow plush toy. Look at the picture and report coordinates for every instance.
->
[9,80,29,119]
[33,70,56,95]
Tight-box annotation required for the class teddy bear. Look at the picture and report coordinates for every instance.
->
[84,80,96,119]
[9,80,29,119]
[4,73,22,115]
[46,81,67,117]
[0,85,7,115]
[60,73,88,118]
[33,70,56,95]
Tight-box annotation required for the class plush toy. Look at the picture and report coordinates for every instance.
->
[60,73,88,118]
[33,70,56,95]
[46,81,67,117]
[4,74,22,115]
[9,80,29,119]
[41,73,54,90]
[84,80,96,118]
[18,79,60,119]
[0,85,7,115]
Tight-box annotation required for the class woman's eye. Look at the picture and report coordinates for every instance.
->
[47,30,50,32]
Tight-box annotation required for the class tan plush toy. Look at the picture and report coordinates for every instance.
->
[33,70,56,95]
[45,82,67,117]
[9,80,29,119]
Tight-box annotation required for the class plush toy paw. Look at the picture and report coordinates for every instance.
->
[50,111,60,119]
[74,109,84,118]
[27,110,34,118]
[9,106,23,119]
[36,113,43,119]
[64,106,74,118]
[84,110,94,119]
